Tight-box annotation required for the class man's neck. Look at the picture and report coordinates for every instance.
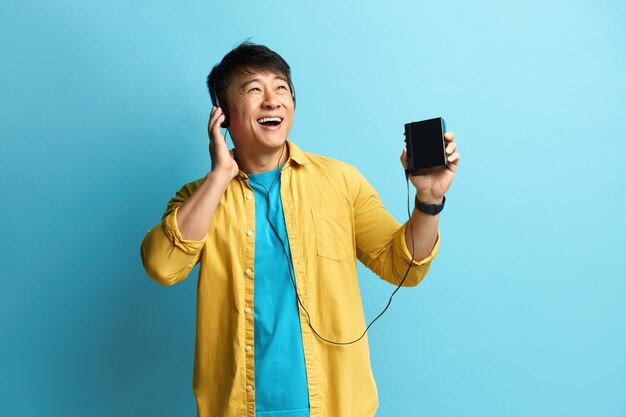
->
[236,142,289,174]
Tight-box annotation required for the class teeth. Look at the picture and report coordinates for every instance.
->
[257,117,282,123]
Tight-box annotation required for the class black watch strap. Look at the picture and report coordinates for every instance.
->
[415,195,446,215]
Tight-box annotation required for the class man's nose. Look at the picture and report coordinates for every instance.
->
[262,90,281,108]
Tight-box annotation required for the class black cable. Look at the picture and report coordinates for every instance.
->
[248,145,417,346]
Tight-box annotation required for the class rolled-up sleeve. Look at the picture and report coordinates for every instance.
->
[390,222,440,284]
[140,183,207,286]
[350,165,439,286]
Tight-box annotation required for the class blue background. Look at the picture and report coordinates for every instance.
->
[1,0,625,416]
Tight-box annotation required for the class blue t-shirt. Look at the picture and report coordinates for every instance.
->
[248,166,310,417]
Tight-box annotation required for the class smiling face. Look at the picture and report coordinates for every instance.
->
[224,69,294,158]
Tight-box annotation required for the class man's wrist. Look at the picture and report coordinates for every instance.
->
[414,195,446,216]
[415,192,444,205]
[205,170,233,190]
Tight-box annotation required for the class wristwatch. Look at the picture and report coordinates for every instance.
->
[415,195,446,215]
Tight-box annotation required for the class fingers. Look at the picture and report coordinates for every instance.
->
[399,147,408,169]
[208,107,225,137]
[208,107,230,166]
[208,106,226,141]
[447,151,460,173]
[444,131,459,172]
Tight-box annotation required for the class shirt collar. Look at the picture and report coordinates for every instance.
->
[285,140,309,166]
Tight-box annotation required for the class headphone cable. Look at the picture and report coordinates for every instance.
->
[248,146,417,346]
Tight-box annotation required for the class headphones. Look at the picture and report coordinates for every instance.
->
[209,77,296,128]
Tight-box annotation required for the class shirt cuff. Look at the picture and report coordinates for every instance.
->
[394,225,440,266]
[161,206,208,254]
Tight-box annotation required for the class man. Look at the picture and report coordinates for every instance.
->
[141,41,459,417]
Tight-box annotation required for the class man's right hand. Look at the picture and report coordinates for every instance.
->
[171,107,238,241]
[208,106,239,180]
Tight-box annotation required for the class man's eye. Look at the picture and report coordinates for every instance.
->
[248,87,261,93]
[277,85,288,91]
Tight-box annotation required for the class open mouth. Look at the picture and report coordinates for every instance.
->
[257,117,283,127]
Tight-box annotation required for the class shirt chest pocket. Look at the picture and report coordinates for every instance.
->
[311,206,355,261]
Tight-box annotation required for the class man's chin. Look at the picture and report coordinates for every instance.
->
[233,135,288,153]
[254,132,289,148]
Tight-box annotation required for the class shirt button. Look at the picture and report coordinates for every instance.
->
[245,268,252,276]
[246,230,253,237]
[245,345,252,352]
[246,385,253,392]
[245,307,251,314]
[246,194,252,200]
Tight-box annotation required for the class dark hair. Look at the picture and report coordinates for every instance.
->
[207,40,295,127]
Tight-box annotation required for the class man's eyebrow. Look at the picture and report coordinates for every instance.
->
[239,78,260,90]
[239,75,288,90]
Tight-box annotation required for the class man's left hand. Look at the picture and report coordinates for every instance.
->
[400,131,460,204]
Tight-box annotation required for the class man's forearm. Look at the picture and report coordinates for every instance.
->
[176,170,232,241]
[404,196,441,262]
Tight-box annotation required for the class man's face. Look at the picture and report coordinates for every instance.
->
[224,69,294,154]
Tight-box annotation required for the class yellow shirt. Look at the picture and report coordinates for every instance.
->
[140,141,440,417]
